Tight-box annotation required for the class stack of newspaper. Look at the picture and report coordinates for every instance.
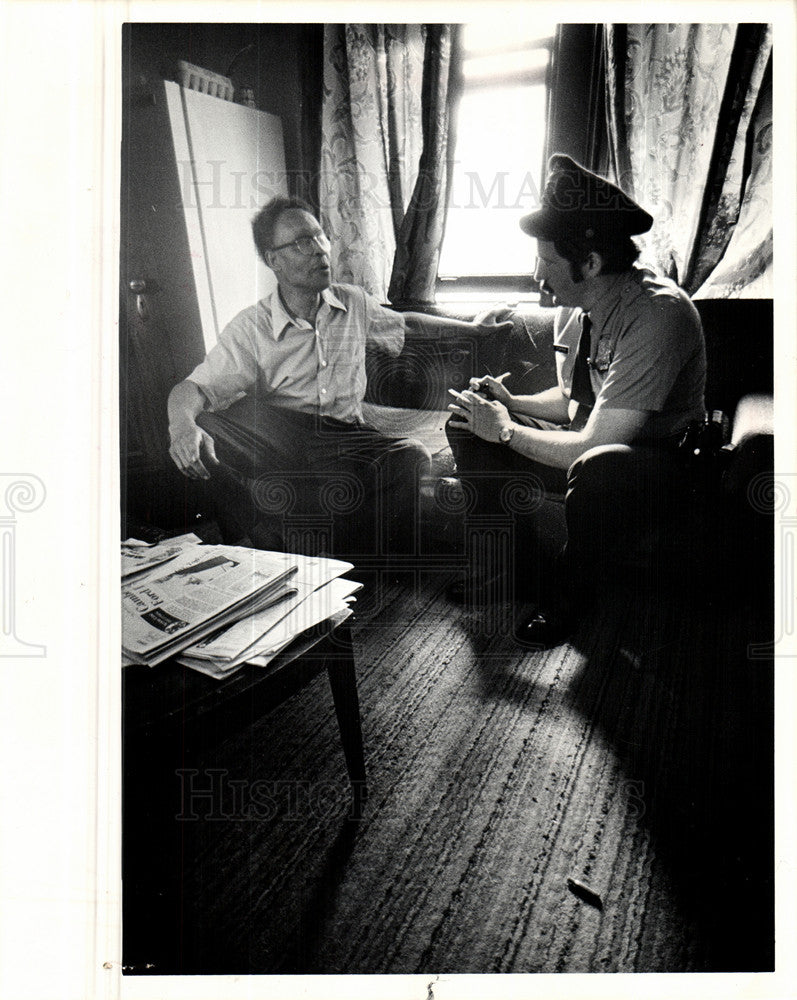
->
[121,534,360,677]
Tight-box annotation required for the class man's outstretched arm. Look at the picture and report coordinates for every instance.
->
[167,380,219,480]
[402,304,515,341]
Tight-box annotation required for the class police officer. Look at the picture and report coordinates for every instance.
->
[446,154,707,646]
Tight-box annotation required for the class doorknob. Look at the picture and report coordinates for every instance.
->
[128,279,161,321]
[128,278,161,294]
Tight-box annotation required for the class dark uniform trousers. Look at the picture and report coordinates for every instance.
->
[445,416,699,604]
[197,395,431,557]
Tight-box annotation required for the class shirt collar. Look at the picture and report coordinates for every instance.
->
[583,271,627,330]
[267,285,348,340]
[321,286,347,313]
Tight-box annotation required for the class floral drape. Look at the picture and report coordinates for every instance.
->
[320,25,424,298]
[605,23,772,297]
[388,25,459,305]
[319,24,459,303]
[696,55,772,298]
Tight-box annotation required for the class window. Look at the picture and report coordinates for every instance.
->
[437,21,557,299]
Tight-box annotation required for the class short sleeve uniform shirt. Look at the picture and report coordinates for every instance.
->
[552,265,706,440]
[187,284,406,423]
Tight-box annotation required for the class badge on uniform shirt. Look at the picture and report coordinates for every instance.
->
[592,338,614,373]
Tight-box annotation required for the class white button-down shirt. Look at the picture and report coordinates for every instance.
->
[187,284,406,422]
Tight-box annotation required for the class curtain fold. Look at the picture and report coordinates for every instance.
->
[696,47,772,297]
[388,24,461,305]
[320,25,424,298]
[604,23,772,297]
[546,25,609,175]
[319,24,460,303]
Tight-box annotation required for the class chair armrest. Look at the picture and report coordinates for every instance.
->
[730,393,774,447]
[721,394,774,502]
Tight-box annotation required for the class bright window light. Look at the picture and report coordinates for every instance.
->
[462,20,557,53]
[462,48,550,82]
[438,23,556,281]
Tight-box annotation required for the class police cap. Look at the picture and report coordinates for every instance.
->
[520,153,653,243]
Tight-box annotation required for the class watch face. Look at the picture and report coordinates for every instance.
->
[500,426,513,443]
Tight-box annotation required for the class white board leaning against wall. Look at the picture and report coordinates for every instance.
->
[164,81,288,353]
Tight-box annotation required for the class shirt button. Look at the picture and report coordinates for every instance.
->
[321,360,328,368]
[320,388,327,394]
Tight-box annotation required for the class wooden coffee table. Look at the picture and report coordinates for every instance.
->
[122,610,366,972]
[122,609,367,812]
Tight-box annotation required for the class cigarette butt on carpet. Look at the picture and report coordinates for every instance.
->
[567,877,603,910]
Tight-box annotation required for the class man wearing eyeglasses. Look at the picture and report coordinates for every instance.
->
[168,195,511,557]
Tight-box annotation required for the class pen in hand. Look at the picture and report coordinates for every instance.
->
[470,371,512,398]
[448,372,512,411]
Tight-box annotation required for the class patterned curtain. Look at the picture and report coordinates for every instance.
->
[696,55,772,298]
[604,23,772,297]
[320,25,425,298]
[319,24,460,303]
[388,25,460,305]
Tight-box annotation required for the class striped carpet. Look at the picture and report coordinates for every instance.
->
[127,568,773,975]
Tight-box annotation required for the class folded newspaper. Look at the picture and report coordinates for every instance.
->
[121,532,202,580]
[121,539,358,673]
[122,543,299,666]
[178,575,362,678]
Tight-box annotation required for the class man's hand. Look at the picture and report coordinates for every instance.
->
[472,304,515,336]
[447,388,513,443]
[468,372,514,408]
[169,423,219,480]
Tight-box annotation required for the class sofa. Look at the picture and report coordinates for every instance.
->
[361,298,774,582]
[130,296,772,590]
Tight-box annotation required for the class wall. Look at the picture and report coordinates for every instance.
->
[123,24,321,187]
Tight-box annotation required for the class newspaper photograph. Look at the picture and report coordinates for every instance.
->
[121,544,298,662]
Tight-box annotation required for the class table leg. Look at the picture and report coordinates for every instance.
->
[325,631,367,817]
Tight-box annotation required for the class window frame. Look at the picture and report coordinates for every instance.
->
[435,27,557,299]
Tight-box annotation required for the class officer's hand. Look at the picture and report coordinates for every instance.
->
[447,389,511,442]
[472,304,515,336]
[169,424,219,480]
[468,373,514,408]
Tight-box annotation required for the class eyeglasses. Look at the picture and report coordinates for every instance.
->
[269,232,331,256]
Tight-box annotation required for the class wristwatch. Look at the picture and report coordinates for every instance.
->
[498,424,515,445]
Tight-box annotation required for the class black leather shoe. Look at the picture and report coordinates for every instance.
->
[513,607,575,649]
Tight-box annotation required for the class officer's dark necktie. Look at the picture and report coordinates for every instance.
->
[570,312,594,431]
